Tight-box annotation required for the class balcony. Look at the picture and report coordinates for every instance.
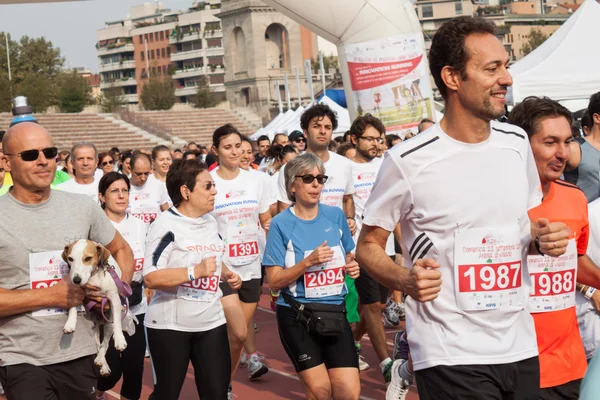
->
[175,86,198,97]
[100,78,138,89]
[171,48,205,62]
[168,29,223,44]
[205,47,224,57]
[97,43,135,56]
[99,60,136,73]
[122,94,139,103]
[172,67,207,79]
[210,83,225,92]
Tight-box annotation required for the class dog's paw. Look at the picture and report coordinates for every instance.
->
[114,334,127,352]
[94,354,104,367]
[63,321,76,334]
[99,363,111,376]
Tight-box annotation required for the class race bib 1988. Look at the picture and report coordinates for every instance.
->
[454,227,524,311]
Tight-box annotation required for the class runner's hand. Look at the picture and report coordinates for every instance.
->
[535,218,569,257]
[591,290,600,313]
[306,241,334,267]
[195,256,217,278]
[344,253,360,279]
[404,258,442,302]
[49,280,85,309]
[224,270,242,290]
[347,218,357,236]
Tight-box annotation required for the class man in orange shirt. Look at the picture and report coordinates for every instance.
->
[509,96,600,399]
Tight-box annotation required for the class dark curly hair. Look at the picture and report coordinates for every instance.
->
[300,103,338,132]
[588,92,600,127]
[507,96,572,138]
[349,113,386,139]
[429,16,496,99]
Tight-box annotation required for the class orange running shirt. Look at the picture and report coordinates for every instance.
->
[528,179,589,388]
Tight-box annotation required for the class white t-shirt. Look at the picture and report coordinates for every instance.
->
[577,198,600,359]
[210,168,270,281]
[351,158,395,256]
[58,177,99,203]
[277,151,354,209]
[111,214,148,316]
[248,169,271,261]
[143,208,226,332]
[362,121,542,371]
[147,174,173,207]
[127,178,169,225]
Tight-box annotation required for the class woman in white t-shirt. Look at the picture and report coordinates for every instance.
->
[143,159,242,399]
[95,172,148,400]
[210,125,272,388]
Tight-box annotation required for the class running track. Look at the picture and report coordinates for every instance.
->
[1,289,420,399]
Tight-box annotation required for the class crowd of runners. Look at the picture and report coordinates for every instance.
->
[1,15,600,400]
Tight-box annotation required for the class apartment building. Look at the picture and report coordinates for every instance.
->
[96,1,226,105]
[416,0,475,50]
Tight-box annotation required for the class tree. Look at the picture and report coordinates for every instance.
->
[57,72,91,113]
[522,28,548,56]
[99,85,126,113]
[19,72,55,112]
[0,74,13,112]
[192,76,218,108]
[140,77,176,110]
[311,55,340,72]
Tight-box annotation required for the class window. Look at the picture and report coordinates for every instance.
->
[150,50,155,60]
[160,31,164,40]
[149,33,154,43]
[455,1,462,15]
[139,35,143,44]
[141,51,145,61]
[422,4,433,18]
[162,65,167,75]
[141,68,146,78]
[161,48,166,58]
[157,49,161,59]
[167,47,171,57]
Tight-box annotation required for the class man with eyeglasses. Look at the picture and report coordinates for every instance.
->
[288,130,306,153]
[127,152,169,225]
[0,122,134,400]
[58,142,100,202]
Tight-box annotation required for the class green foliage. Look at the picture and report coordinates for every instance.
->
[57,72,91,113]
[99,85,126,113]
[19,73,55,112]
[311,55,339,72]
[0,74,13,112]
[522,28,548,56]
[140,77,175,110]
[192,75,218,108]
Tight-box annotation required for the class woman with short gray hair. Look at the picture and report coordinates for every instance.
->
[264,153,361,399]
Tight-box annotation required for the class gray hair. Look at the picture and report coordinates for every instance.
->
[71,142,98,159]
[284,153,325,202]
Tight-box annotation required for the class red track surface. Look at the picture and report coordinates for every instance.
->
[1,289,421,400]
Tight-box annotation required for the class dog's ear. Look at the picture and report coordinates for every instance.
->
[61,245,71,265]
[97,244,112,266]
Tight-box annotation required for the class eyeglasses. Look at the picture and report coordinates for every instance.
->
[202,182,216,191]
[4,147,58,162]
[107,188,129,195]
[102,160,114,166]
[294,138,306,143]
[296,174,328,185]
[359,137,384,144]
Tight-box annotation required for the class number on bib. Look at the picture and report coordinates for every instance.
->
[458,262,522,293]
[229,241,259,258]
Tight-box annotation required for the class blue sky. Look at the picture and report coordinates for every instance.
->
[0,0,194,72]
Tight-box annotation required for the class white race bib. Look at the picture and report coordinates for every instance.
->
[177,252,221,302]
[226,226,260,267]
[29,250,82,317]
[303,246,346,298]
[131,200,159,224]
[527,239,577,313]
[454,227,524,311]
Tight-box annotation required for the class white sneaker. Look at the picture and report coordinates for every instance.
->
[227,384,237,400]
[386,359,411,400]
[239,350,247,367]
[395,301,406,320]
[247,353,269,380]
[358,355,370,371]
[0,382,4,395]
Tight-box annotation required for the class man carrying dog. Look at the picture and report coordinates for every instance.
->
[0,122,134,400]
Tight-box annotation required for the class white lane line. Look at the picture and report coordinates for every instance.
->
[257,306,276,315]
[105,390,120,398]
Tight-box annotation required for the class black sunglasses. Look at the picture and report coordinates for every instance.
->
[294,138,306,143]
[296,174,328,185]
[5,147,58,162]
[102,160,114,166]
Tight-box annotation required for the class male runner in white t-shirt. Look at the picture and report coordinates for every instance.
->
[58,142,100,202]
[357,16,570,400]
[127,153,169,225]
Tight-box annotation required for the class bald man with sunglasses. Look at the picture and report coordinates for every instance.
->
[0,122,134,400]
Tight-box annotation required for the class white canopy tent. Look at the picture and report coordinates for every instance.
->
[509,0,600,107]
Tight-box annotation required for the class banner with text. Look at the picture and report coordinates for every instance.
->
[344,34,434,136]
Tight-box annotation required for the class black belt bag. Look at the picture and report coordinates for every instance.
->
[282,292,346,336]
[128,281,144,306]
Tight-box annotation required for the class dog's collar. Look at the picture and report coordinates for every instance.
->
[87,262,133,323]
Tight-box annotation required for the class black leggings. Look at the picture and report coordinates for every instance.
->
[98,314,146,399]
[147,324,231,400]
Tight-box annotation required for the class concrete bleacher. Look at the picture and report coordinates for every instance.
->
[0,113,165,152]
[129,109,256,147]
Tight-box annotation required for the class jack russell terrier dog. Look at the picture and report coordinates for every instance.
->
[61,239,133,376]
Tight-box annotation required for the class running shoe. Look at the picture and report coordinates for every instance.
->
[95,394,104,400]
[0,382,4,396]
[383,304,400,328]
[270,290,280,311]
[247,353,269,380]
[358,355,370,371]
[254,321,258,332]
[386,359,411,400]
[395,301,406,321]
[393,331,410,361]
[382,359,393,384]
[227,384,237,400]
[240,350,247,367]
